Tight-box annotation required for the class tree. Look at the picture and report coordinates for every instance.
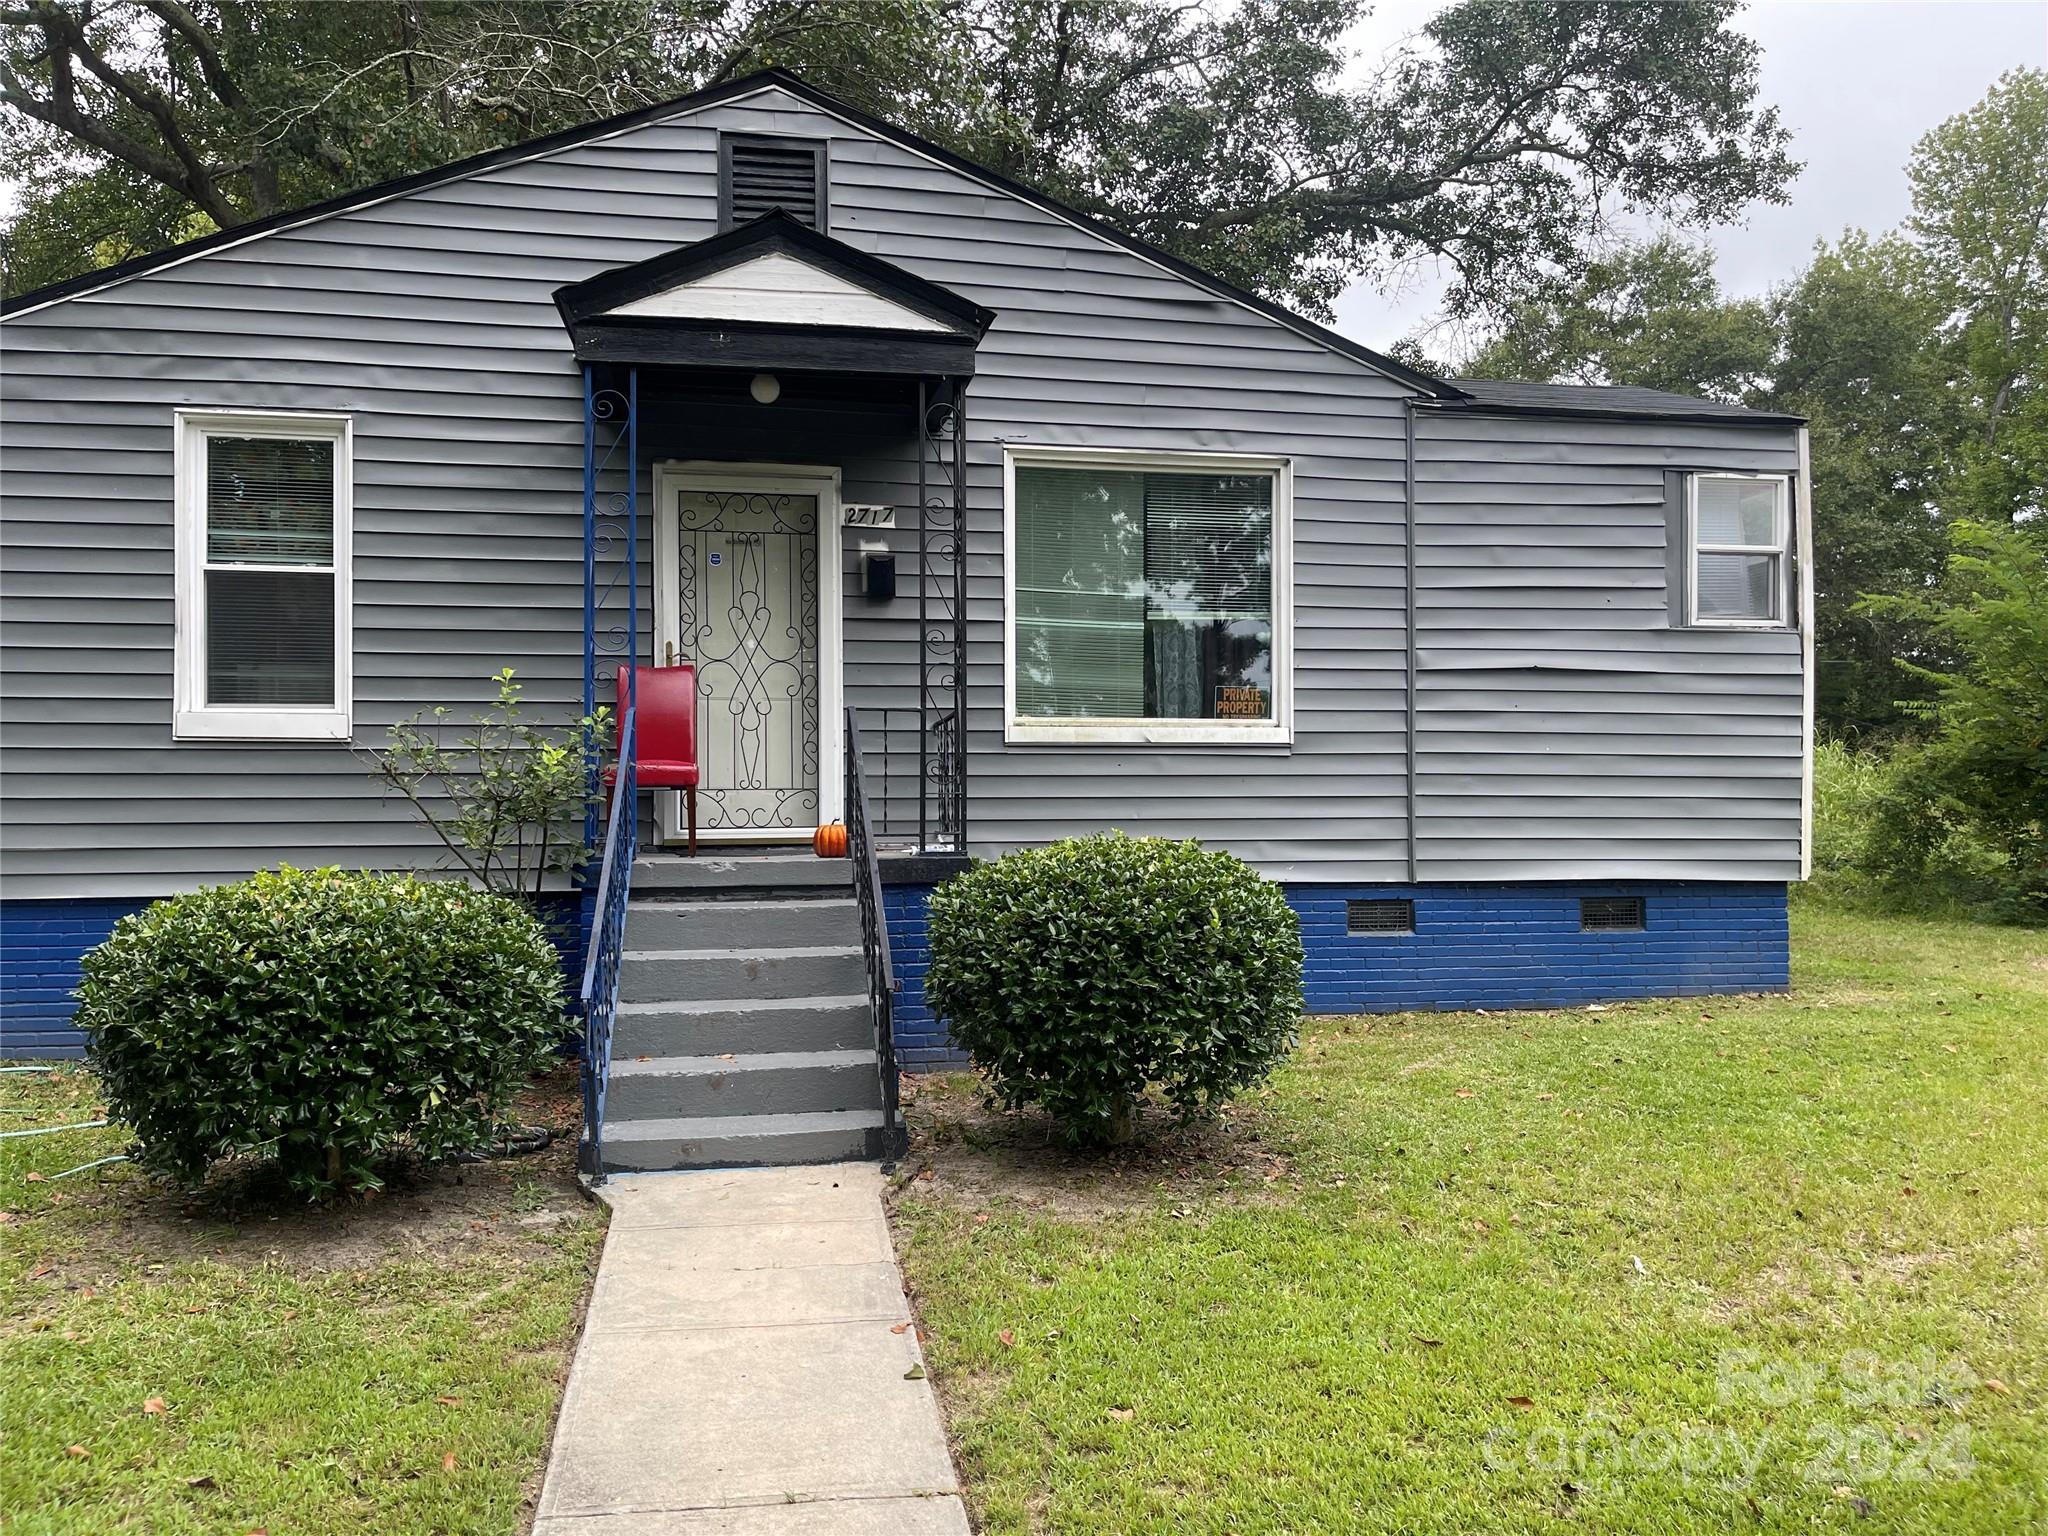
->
[1908,66,2048,534]
[1769,232,1960,737]
[3,0,1797,318]
[1460,236,1776,400]
[1857,523,2048,920]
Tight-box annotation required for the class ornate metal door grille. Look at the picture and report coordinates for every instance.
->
[676,490,821,832]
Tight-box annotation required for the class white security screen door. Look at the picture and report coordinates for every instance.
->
[671,483,822,837]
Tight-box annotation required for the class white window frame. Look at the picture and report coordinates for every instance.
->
[1686,471,1792,630]
[1002,444,1294,746]
[173,409,353,742]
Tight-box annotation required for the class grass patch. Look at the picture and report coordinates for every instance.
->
[890,905,2048,1533]
[1,1064,604,1535]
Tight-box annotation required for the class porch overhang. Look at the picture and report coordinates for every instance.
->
[552,210,994,376]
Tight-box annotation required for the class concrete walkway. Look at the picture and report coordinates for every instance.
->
[534,1164,968,1535]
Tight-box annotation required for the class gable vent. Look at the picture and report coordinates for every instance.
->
[1347,898,1415,935]
[1580,895,1646,931]
[722,135,826,230]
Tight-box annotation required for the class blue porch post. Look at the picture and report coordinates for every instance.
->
[627,366,638,719]
[582,364,599,855]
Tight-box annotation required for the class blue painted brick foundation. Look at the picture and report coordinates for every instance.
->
[1,889,597,1059]
[8,879,1787,1064]
[1,898,151,1058]
[879,879,1789,1070]
[883,882,964,1069]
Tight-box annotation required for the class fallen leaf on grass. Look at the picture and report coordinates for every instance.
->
[1411,1335,1443,1348]
[185,1475,217,1489]
[1982,1379,2009,1395]
[24,1171,47,1183]
[435,1395,462,1406]
[998,1329,1016,1348]
[1505,1396,1536,1410]
[441,1453,457,1472]
[142,1397,167,1415]
[1536,1093,1555,1102]
[65,1445,89,1458]
[1108,1407,1135,1421]
[973,1212,989,1226]
[1454,1090,1476,1100]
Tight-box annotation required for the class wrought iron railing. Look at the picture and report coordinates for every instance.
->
[579,706,637,1181]
[581,364,637,852]
[845,708,905,1159]
[917,378,968,852]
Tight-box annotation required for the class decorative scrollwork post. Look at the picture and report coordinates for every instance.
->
[582,366,639,855]
[917,377,969,852]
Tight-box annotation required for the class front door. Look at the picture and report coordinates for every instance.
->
[654,466,841,843]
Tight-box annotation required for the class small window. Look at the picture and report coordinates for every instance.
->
[174,411,350,741]
[1005,449,1291,744]
[1688,473,1790,626]
[720,134,827,230]
[1580,895,1645,931]
[1347,898,1415,935]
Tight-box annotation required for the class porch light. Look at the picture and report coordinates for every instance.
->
[749,372,781,404]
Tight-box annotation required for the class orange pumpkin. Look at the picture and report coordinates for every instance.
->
[813,821,848,859]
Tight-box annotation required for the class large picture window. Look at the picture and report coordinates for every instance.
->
[174,411,351,741]
[1006,450,1290,743]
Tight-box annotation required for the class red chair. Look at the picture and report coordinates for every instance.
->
[607,663,699,855]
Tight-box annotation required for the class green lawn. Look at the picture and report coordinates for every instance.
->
[0,1066,604,1535]
[890,904,2048,1534]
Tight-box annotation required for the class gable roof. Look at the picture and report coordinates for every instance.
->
[554,210,993,336]
[0,68,1463,399]
[553,210,993,375]
[1440,378,1805,427]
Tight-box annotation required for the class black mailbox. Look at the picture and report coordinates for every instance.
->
[862,551,897,602]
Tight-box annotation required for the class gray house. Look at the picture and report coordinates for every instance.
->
[0,70,1811,1169]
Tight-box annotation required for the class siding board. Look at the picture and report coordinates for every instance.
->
[1412,411,1804,880]
[2,82,1802,898]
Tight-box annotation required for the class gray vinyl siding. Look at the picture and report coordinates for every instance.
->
[0,82,1804,899]
[1411,410,1804,880]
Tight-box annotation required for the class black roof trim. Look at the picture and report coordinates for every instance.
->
[553,210,993,335]
[1435,378,1805,428]
[0,68,1462,398]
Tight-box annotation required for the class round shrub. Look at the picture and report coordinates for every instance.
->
[79,866,565,1198]
[924,833,1303,1145]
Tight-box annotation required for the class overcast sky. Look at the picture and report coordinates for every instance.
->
[1331,0,2048,355]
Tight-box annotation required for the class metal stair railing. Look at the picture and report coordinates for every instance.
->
[845,707,905,1160]
[579,706,637,1182]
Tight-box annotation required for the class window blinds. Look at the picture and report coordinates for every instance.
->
[203,435,337,706]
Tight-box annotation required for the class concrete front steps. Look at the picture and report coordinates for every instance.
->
[599,852,892,1173]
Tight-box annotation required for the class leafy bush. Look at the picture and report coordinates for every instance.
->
[362,667,605,904]
[924,834,1303,1145]
[1807,740,2007,915]
[79,866,566,1198]
[1851,522,2048,921]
